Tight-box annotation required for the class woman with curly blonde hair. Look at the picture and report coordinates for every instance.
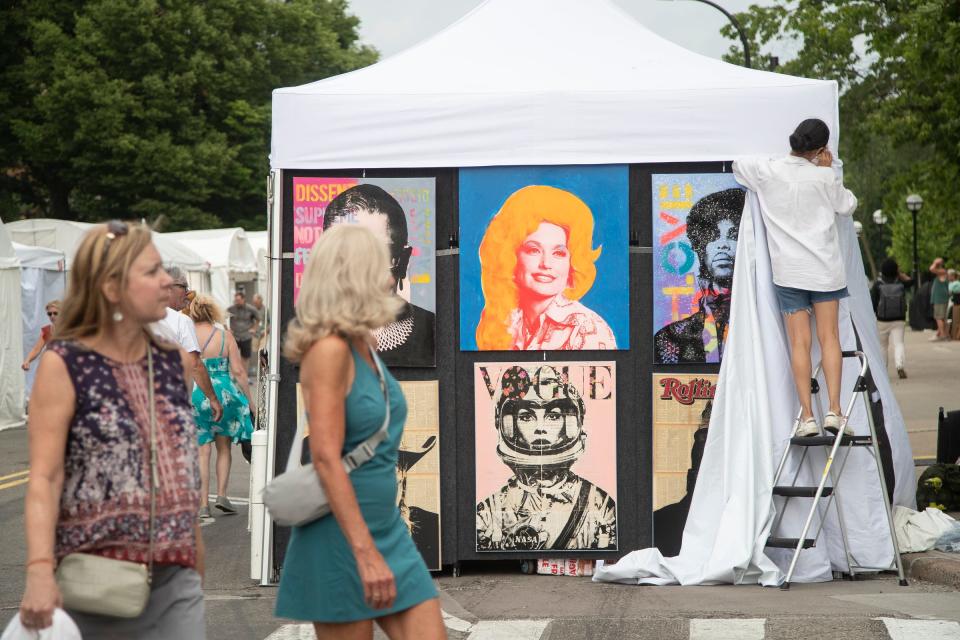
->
[476,185,616,350]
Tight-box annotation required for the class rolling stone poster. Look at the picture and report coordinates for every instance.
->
[396,381,442,571]
[475,362,617,552]
[296,382,443,570]
[459,165,629,351]
[652,173,745,364]
[652,373,717,557]
[291,176,436,367]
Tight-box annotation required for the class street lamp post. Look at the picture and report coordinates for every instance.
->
[662,0,751,68]
[905,194,923,282]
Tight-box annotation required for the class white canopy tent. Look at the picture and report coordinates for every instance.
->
[246,230,268,300]
[6,219,212,294]
[268,0,913,586]
[163,228,259,310]
[15,243,67,398]
[0,219,26,431]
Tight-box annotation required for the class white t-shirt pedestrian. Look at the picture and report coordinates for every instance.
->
[733,155,858,292]
[151,307,200,353]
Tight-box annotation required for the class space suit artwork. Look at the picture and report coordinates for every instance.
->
[474,362,618,552]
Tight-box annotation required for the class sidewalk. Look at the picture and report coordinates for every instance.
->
[883,329,960,588]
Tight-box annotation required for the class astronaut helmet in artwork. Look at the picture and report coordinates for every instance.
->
[493,365,586,483]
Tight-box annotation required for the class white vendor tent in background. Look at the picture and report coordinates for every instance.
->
[0,219,26,431]
[14,243,66,398]
[246,231,269,300]
[6,219,212,294]
[163,228,259,310]
[268,0,913,586]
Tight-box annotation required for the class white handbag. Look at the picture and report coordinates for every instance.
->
[263,345,389,527]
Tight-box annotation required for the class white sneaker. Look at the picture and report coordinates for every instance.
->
[796,417,820,437]
[823,411,853,436]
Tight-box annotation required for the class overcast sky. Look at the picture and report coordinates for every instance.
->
[346,0,784,62]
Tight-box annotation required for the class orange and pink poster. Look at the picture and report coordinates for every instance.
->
[474,361,617,551]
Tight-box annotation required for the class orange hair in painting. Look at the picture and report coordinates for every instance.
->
[476,185,602,350]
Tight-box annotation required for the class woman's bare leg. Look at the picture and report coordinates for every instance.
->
[813,300,843,415]
[784,310,814,420]
[375,598,446,640]
[313,619,373,640]
[214,435,232,497]
[198,443,212,509]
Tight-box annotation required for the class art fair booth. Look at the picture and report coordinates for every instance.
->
[14,243,66,397]
[258,0,914,586]
[163,228,259,310]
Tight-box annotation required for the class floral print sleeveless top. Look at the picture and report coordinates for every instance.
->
[48,340,200,568]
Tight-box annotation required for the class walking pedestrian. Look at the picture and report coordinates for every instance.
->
[948,269,960,340]
[871,258,913,378]
[227,291,260,372]
[17,221,206,638]
[930,258,950,340]
[186,294,254,518]
[733,118,858,437]
[21,300,60,371]
[275,225,445,639]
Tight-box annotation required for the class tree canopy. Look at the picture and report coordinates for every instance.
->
[0,0,376,231]
[722,0,960,278]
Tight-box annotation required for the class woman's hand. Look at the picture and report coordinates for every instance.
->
[19,565,61,630]
[817,147,834,167]
[355,546,396,610]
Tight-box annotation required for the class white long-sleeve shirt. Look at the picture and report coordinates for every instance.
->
[733,155,858,291]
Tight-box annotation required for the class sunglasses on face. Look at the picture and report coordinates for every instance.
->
[47,311,58,318]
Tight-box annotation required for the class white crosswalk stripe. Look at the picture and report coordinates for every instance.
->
[879,618,960,640]
[266,616,960,639]
[690,618,765,640]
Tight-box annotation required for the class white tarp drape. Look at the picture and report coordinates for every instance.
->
[594,198,914,586]
[15,243,66,398]
[0,220,26,431]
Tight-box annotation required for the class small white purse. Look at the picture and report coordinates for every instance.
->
[263,345,389,527]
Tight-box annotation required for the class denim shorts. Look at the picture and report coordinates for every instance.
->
[773,284,849,315]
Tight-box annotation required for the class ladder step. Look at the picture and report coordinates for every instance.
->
[767,537,816,549]
[773,486,833,497]
[789,435,873,447]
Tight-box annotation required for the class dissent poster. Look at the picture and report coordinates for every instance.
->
[652,174,745,364]
[396,381,442,571]
[291,177,436,367]
[459,166,629,351]
[652,373,717,557]
[475,362,617,551]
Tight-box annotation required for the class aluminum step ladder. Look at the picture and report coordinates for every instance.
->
[766,350,908,590]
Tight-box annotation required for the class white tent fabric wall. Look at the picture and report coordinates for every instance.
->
[15,243,67,399]
[271,0,838,170]
[0,220,26,431]
[246,231,268,299]
[162,228,259,311]
[593,201,914,586]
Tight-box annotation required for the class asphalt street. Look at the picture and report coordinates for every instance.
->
[1,329,958,638]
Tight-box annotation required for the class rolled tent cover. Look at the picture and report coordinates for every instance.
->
[271,0,838,169]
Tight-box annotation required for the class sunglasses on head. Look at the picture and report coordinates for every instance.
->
[102,220,129,262]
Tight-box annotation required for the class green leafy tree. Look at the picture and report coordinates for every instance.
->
[0,0,376,230]
[720,0,960,273]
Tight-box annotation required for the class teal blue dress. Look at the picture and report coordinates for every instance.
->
[274,347,437,622]
[191,329,253,446]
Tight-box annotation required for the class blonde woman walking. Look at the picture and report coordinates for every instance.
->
[275,225,445,640]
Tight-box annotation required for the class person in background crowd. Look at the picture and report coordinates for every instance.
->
[275,225,445,639]
[18,221,205,636]
[227,291,260,371]
[871,258,913,379]
[929,258,950,341]
[152,265,223,422]
[948,269,960,340]
[21,300,60,371]
[186,295,253,519]
[733,118,858,438]
[252,293,268,352]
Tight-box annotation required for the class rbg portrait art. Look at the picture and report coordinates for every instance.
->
[474,362,617,551]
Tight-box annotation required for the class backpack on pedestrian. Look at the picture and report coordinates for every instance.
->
[875,279,906,321]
